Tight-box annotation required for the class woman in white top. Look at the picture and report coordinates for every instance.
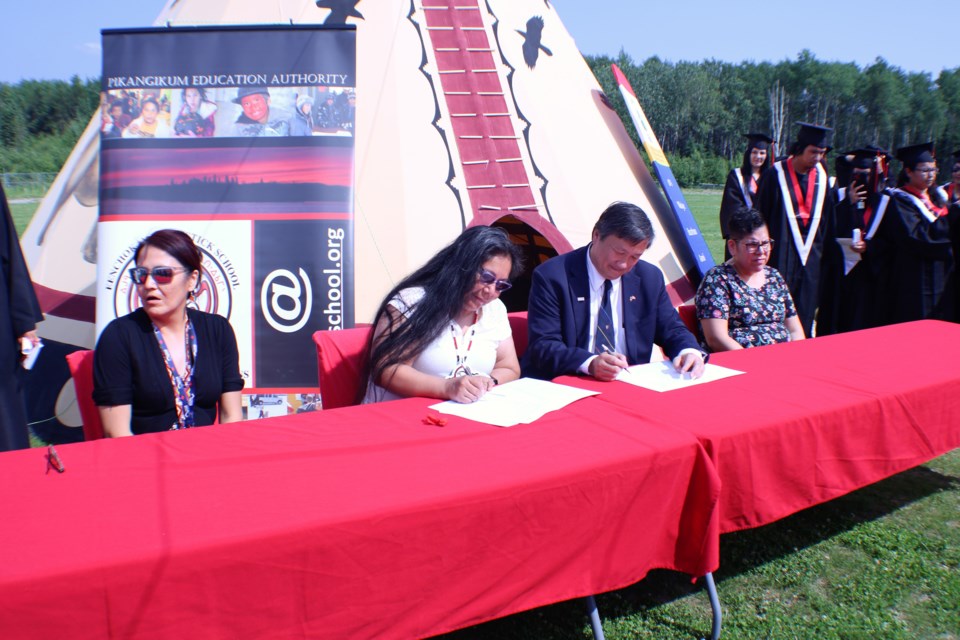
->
[362,226,523,404]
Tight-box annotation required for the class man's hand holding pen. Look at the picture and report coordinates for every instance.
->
[589,346,629,381]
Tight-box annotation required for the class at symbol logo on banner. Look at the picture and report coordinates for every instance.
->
[261,268,313,333]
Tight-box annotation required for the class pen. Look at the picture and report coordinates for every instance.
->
[601,345,631,376]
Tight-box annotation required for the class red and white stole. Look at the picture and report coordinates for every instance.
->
[774,160,827,265]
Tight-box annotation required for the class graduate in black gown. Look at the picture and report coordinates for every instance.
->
[755,122,834,336]
[0,184,44,451]
[942,150,960,207]
[719,133,774,260]
[818,147,893,334]
[878,142,955,324]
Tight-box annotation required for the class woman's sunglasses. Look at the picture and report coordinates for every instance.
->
[478,268,512,292]
[129,266,189,285]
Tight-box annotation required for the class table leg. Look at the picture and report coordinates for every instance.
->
[701,572,722,640]
[584,595,605,640]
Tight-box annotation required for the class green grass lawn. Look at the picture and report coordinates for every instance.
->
[9,201,38,236]
[13,186,959,639]
[435,449,959,639]
[683,189,725,262]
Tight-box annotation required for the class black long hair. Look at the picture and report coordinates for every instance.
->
[360,226,523,401]
[740,140,773,179]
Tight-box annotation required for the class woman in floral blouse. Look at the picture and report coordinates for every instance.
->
[696,206,806,351]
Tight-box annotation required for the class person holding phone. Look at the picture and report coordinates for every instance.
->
[819,148,893,334]
[93,229,244,436]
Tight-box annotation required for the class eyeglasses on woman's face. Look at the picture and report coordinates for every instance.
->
[477,268,512,292]
[740,239,774,254]
[129,266,190,285]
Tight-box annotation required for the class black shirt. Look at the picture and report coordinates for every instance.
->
[93,308,244,434]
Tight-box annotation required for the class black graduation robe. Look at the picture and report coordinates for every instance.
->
[0,184,44,451]
[755,160,834,336]
[876,189,955,324]
[817,188,894,335]
[719,168,758,260]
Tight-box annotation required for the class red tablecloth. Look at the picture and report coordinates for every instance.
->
[0,395,719,639]
[557,320,960,533]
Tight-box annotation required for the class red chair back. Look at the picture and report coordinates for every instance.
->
[507,311,529,359]
[677,304,698,336]
[312,327,373,409]
[65,350,104,441]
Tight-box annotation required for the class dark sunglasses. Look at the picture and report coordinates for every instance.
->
[129,266,189,285]
[478,268,512,292]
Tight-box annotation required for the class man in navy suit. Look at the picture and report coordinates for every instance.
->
[522,202,705,381]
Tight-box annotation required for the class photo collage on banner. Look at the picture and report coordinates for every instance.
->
[98,26,356,417]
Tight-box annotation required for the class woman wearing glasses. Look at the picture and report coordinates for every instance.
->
[695,206,805,351]
[878,142,956,324]
[361,226,522,404]
[93,229,244,436]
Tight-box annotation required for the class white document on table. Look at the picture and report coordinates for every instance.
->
[430,377,599,427]
[616,361,745,392]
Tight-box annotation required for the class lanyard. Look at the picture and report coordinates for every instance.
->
[449,310,479,377]
[153,317,198,430]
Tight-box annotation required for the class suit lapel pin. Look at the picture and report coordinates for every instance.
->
[577,296,585,302]
[629,295,636,302]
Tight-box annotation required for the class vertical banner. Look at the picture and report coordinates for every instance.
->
[99,26,356,396]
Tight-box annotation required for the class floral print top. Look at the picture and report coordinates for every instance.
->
[695,263,798,350]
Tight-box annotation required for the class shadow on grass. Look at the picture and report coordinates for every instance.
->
[432,460,959,639]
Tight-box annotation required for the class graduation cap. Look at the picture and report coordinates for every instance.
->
[846,148,883,170]
[950,150,960,167]
[744,132,774,150]
[894,142,935,167]
[795,122,832,149]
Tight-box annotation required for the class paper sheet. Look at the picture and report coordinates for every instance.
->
[430,377,599,427]
[615,361,745,392]
[835,238,862,276]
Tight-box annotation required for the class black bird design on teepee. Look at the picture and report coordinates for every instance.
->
[516,16,553,69]
[316,0,365,25]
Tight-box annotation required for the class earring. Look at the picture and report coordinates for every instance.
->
[187,289,199,310]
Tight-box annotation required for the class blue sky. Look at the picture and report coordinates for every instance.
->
[1,1,955,83]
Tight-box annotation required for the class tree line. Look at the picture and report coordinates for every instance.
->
[3,51,960,185]
[587,50,960,186]
[0,77,100,174]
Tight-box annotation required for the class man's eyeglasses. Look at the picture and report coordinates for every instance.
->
[478,269,512,292]
[129,266,189,285]
[741,239,774,254]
